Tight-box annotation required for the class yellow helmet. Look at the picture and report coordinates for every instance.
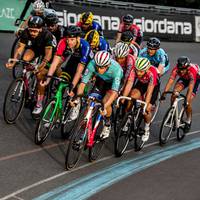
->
[80,12,93,25]
[85,30,100,48]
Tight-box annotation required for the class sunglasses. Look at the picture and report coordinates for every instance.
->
[28,28,40,33]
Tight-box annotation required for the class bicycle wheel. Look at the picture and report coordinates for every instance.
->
[151,91,161,123]
[114,106,125,137]
[3,78,26,124]
[61,102,77,139]
[114,113,132,157]
[159,107,175,145]
[65,119,87,170]
[35,99,57,145]
[134,111,145,151]
[177,107,186,141]
[89,113,105,162]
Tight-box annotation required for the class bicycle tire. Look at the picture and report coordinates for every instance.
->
[159,107,175,146]
[89,112,105,162]
[177,107,186,141]
[114,113,132,157]
[134,111,145,151]
[3,78,26,124]
[65,119,87,170]
[35,99,57,145]
[151,91,161,123]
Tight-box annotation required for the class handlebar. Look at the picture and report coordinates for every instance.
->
[8,59,38,71]
[46,75,71,84]
[163,91,186,100]
[116,96,147,114]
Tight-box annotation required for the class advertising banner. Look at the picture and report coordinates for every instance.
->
[54,3,195,41]
[0,0,31,31]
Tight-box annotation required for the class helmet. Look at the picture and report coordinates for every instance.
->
[177,56,190,70]
[114,42,129,58]
[94,51,111,67]
[121,31,135,43]
[45,12,59,26]
[28,16,44,28]
[135,57,151,71]
[84,30,100,48]
[123,14,133,24]
[64,25,81,37]
[80,12,93,25]
[147,37,160,49]
[32,0,45,12]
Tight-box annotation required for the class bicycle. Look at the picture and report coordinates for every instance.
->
[65,92,106,170]
[3,59,38,124]
[34,75,76,145]
[159,91,187,146]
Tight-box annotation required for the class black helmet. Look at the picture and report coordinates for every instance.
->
[147,37,160,49]
[45,13,59,26]
[28,16,44,28]
[64,25,81,37]
[121,31,135,43]
[177,56,190,70]
[123,14,133,24]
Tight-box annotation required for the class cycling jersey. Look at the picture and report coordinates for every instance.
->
[50,25,65,44]
[118,23,143,45]
[56,38,91,65]
[77,21,103,37]
[170,64,200,83]
[129,66,159,86]
[119,54,136,81]
[82,59,123,92]
[90,37,110,58]
[20,27,56,56]
[139,47,170,74]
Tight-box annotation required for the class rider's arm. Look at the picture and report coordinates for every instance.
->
[13,42,26,59]
[116,32,122,44]
[122,68,135,96]
[77,82,86,96]
[46,55,62,83]
[38,46,53,70]
[164,67,177,92]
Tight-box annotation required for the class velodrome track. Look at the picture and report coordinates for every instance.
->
[0,32,200,200]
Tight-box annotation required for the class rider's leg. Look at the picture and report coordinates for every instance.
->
[22,49,35,62]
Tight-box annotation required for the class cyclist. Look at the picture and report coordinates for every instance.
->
[72,50,123,139]
[6,16,57,115]
[120,30,140,58]
[116,14,143,46]
[161,56,200,132]
[113,42,136,91]
[122,57,160,142]
[84,30,110,58]
[139,37,170,76]
[16,0,46,35]
[45,12,65,43]
[41,25,91,118]
[77,12,103,37]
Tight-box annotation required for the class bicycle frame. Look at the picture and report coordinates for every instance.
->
[164,95,185,129]
[81,94,103,148]
[42,82,67,123]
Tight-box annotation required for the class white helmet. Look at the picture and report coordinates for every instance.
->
[94,51,111,67]
[114,42,129,58]
[33,0,45,12]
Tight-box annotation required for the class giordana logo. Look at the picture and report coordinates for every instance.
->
[56,10,119,31]
[56,10,192,35]
[134,17,192,35]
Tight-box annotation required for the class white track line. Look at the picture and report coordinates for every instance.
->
[1,129,200,200]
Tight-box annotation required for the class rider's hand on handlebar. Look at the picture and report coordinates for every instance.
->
[69,96,80,107]
[99,106,107,116]
[160,92,166,101]
[5,60,15,69]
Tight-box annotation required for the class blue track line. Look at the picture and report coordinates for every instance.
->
[33,138,200,200]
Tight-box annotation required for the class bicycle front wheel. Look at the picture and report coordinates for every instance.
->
[177,107,186,141]
[151,91,161,123]
[3,78,26,124]
[159,107,175,145]
[65,120,87,170]
[89,115,105,162]
[35,99,57,145]
[134,111,145,151]
[115,113,132,157]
